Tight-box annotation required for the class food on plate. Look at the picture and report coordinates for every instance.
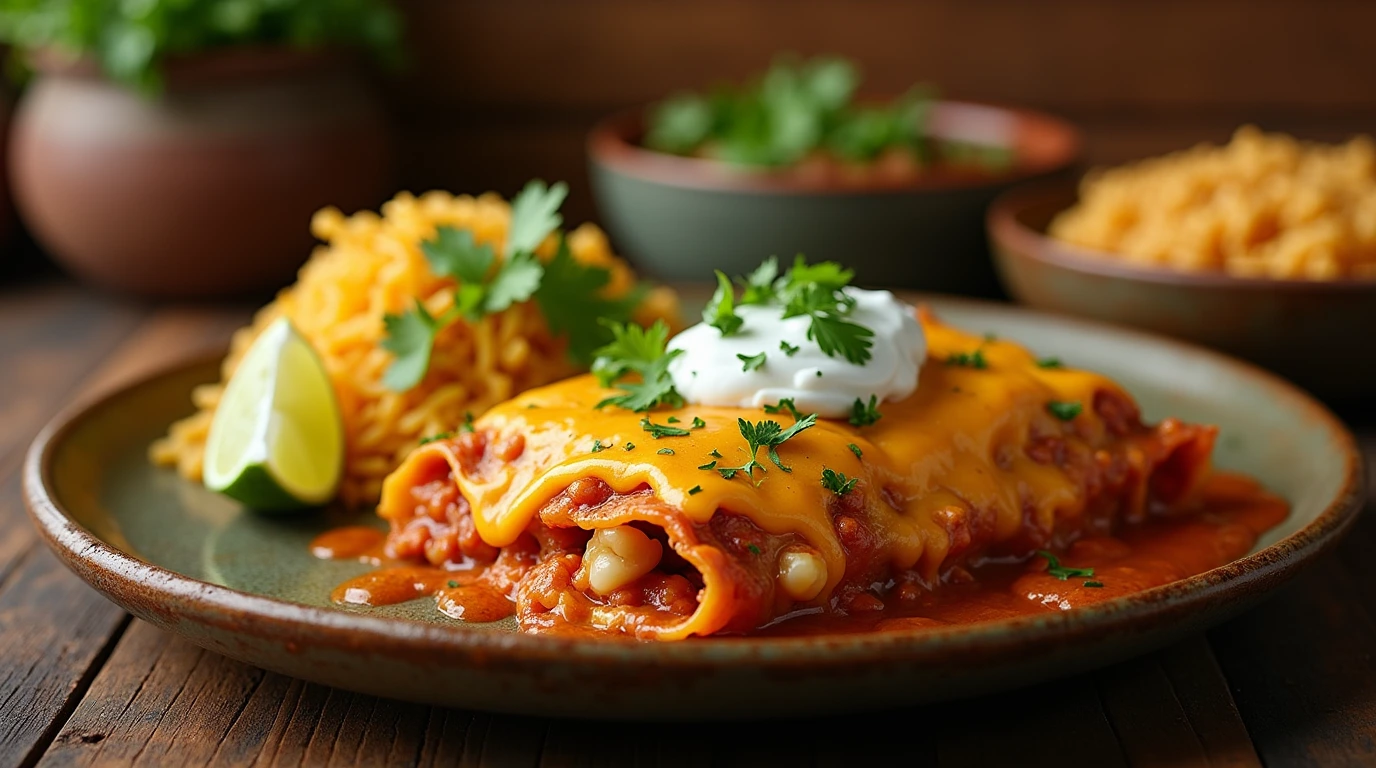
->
[1050,126,1376,280]
[642,55,1011,180]
[151,182,678,506]
[315,257,1289,639]
[202,318,344,509]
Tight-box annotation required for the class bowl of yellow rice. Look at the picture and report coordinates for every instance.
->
[989,126,1376,402]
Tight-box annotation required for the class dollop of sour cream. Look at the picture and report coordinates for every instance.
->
[667,288,926,418]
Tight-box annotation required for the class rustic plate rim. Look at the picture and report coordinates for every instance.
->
[22,297,1367,670]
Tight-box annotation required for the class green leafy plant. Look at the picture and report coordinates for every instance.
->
[0,0,404,90]
[644,54,1013,171]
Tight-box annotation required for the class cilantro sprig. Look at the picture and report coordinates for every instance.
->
[849,395,882,427]
[763,398,804,421]
[640,417,691,439]
[706,255,876,366]
[381,180,645,391]
[821,468,859,495]
[591,320,685,412]
[718,414,818,483]
[1036,550,1096,583]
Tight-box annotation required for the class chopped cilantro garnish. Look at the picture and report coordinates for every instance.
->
[737,352,767,372]
[698,460,718,470]
[763,398,804,421]
[1047,401,1083,421]
[688,485,703,495]
[1036,550,1095,581]
[692,417,707,429]
[535,236,646,365]
[666,416,681,423]
[380,302,445,391]
[1037,357,1063,369]
[709,449,722,458]
[657,448,675,455]
[447,580,458,588]
[848,443,863,459]
[738,257,779,305]
[718,414,818,482]
[459,412,475,433]
[590,439,604,453]
[382,181,645,388]
[712,255,874,365]
[945,349,988,369]
[641,417,691,438]
[704,270,745,336]
[746,543,762,556]
[592,320,685,412]
[418,431,453,446]
[624,441,635,451]
[779,340,800,357]
[1083,580,1105,588]
[848,395,882,427]
[821,468,859,495]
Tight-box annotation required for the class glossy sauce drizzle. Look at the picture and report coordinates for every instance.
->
[312,472,1288,636]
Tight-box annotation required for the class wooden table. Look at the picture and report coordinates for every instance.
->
[2,278,1373,768]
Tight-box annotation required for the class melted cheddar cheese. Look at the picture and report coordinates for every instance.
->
[380,317,1133,608]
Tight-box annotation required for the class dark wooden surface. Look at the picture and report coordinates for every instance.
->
[0,277,1373,767]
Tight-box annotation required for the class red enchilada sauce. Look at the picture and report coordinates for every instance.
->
[311,471,1287,636]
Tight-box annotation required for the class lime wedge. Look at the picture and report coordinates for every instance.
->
[203,318,344,510]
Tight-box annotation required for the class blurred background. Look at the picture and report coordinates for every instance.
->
[392,0,1376,225]
[1,0,1373,398]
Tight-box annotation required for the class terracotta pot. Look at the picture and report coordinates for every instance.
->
[10,47,395,297]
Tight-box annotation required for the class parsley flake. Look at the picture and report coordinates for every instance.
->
[1037,357,1064,369]
[592,320,685,412]
[447,580,459,588]
[821,468,859,495]
[688,485,703,495]
[657,448,675,455]
[698,460,718,470]
[945,349,988,369]
[763,398,804,421]
[624,441,635,451]
[640,417,691,438]
[1047,401,1083,421]
[1036,550,1095,581]
[718,414,818,482]
[459,412,475,433]
[692,417,707,429]
[848,443,863,459]
[779,340,800,357]
[1083,580,1105,588]
[590,439,605,453]
[704,270,745,336]
[746,543,762,556]
[849,395,882,427]
[666,416,681,423]
[709,449,722,458]
[737,352,767,372]
[419,431,453,446]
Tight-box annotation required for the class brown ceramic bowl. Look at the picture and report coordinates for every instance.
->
[9,47,395,298]
[989,182,1376,403]
[588,101,1081,295]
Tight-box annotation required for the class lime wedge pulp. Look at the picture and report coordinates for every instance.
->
[203,318,344,510]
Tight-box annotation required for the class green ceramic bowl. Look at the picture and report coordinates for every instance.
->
[24,297,1364,720]
[988,182,1376,404]
[588,102,1081,295]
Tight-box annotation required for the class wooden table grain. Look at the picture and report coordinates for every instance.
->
[2,278,1373,768]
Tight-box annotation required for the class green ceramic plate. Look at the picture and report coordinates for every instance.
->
[24,297,1365,720]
